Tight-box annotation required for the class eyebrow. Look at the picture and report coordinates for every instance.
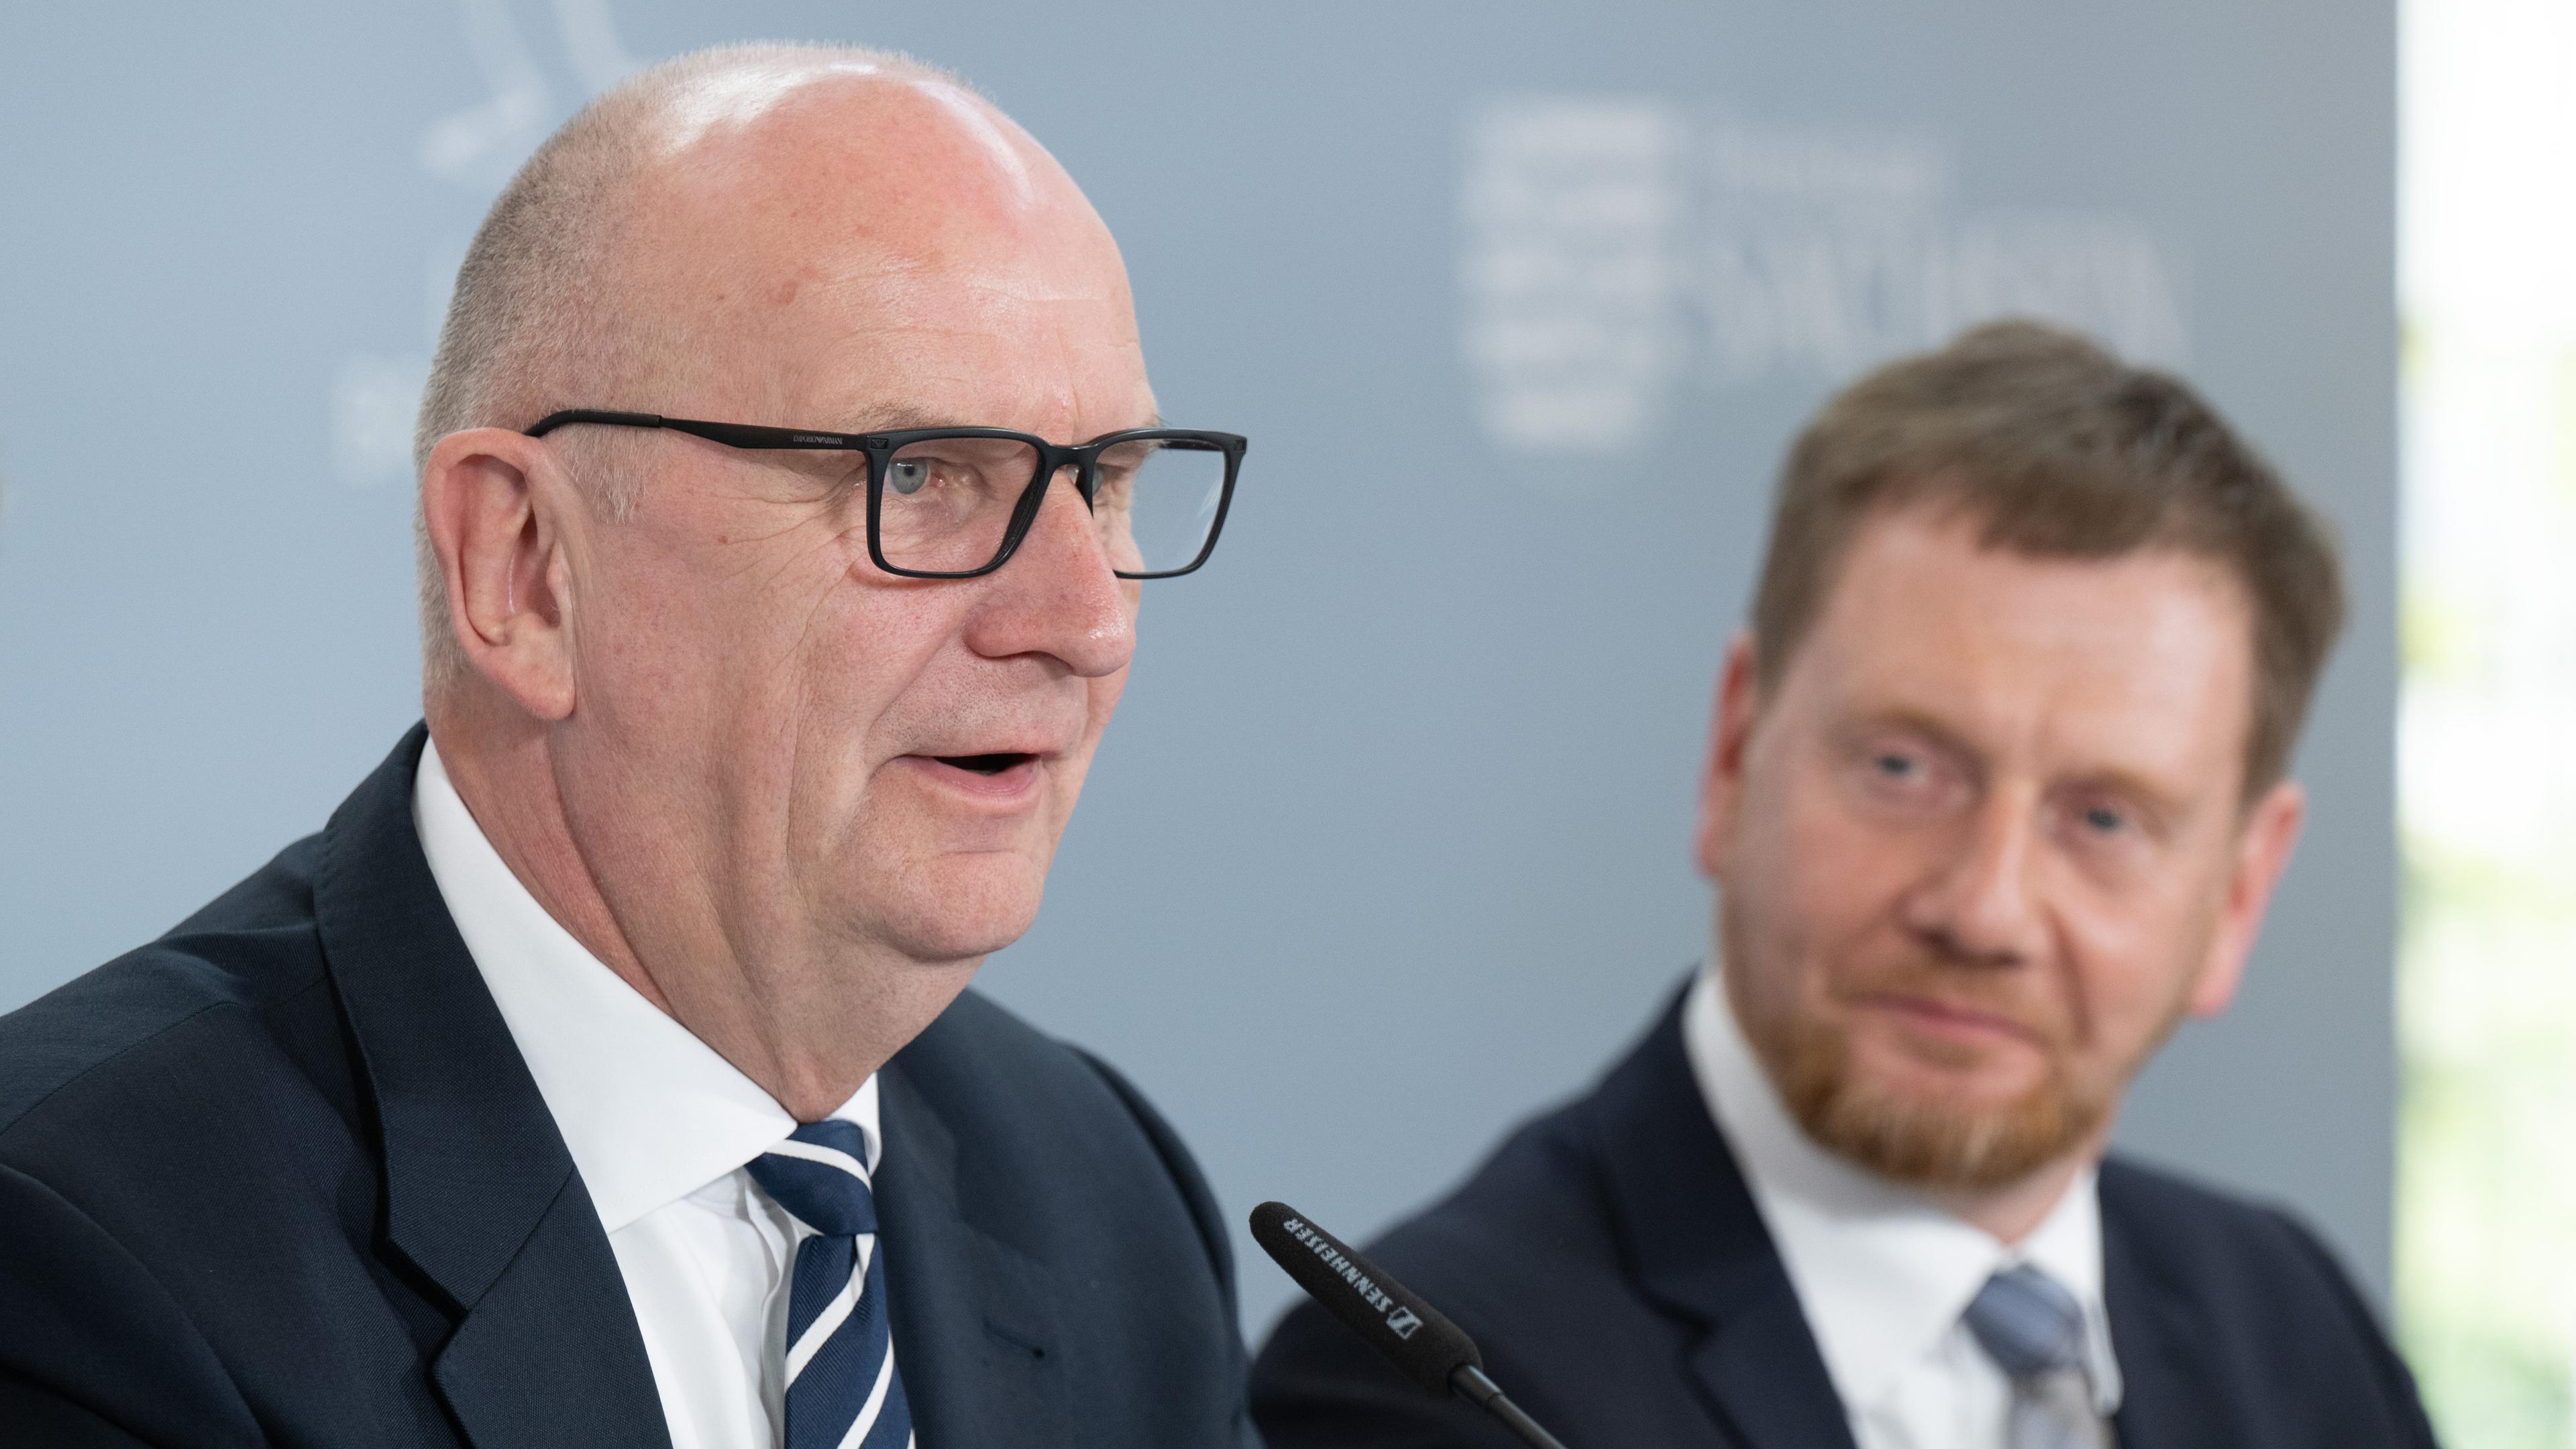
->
[2061,763,2199,829]
[844,405,952,433]
[835,407,1168,438]
[1841,706,1977,763]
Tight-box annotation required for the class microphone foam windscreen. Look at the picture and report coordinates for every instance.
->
[1249,1200,1482,1396]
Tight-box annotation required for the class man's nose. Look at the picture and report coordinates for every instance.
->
[961,468,1136,678]
[1899,792,2047,965]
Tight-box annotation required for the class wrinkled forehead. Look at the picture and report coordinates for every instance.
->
[616,66,1145,427]
[1796,511,2260,796]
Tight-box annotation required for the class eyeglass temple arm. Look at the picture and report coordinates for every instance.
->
[524,409,662,438]
[524,410,875,451]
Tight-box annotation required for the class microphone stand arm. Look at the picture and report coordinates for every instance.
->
[1450,1365,1572,1449]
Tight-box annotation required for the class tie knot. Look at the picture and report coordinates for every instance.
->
[748,1119,878,1238]
[1964,1265,2087,1382]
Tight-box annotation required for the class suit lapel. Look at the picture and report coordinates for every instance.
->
[2102,1177,2240,1449]
[315,727,669,1449]
[1593,986,1860,1449]
[874,1045,1066,1447]
[1682,1291,1864,1449]
[428,1173,675,1449]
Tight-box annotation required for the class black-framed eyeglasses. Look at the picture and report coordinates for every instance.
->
[524,409,1245,580]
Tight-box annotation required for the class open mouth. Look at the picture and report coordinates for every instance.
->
[934,753,1034,776]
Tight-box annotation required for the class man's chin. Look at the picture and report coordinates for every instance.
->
[869,909,1039,967]
[1765,1026,2104,1191]
[1790,1074,2100,1191]
[862,872,1047,966]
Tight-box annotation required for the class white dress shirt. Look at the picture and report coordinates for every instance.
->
[413,739,883,1449]
[1680,968,2121,1449]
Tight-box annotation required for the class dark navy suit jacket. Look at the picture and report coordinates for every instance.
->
[0,728,1259,1448]
[1250,989,2440,1449]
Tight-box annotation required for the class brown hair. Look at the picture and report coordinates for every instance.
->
[1750,319,2346,798]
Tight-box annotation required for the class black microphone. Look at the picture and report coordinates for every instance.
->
[1249,1201,1570,1449]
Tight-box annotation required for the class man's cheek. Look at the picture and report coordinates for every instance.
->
[1788,813,1913,934]
[2060,904,2182,1034]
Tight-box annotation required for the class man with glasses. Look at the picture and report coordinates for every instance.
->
[0,43,1250,1449]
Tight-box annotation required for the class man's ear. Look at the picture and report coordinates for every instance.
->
[1695,631,1764,879]
[420,427,579,722]
[2184,777,2307,1018]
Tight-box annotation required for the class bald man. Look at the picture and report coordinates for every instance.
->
[0,44,1254,1449]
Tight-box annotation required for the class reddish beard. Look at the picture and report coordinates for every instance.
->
[1723,904,2178,1191]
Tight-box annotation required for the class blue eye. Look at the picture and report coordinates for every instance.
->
[2083,805,2126,833]
[888,460,930,496]
[1874,753,1918,778]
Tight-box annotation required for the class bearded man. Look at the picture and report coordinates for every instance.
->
[1250,321,2439,1449]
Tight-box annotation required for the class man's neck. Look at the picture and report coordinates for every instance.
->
[431,712,665,1012]
[1929,1146,2103,1244]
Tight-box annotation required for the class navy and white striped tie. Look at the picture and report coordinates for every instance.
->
[748,1120,914,1449]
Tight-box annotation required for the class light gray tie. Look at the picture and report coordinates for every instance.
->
[1963,1265,2103,1449]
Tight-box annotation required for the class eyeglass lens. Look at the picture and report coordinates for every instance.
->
[880,436,1228,576]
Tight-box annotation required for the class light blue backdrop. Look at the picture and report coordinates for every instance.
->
[0,0,2398,1337]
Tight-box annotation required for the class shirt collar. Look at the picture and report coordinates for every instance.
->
[412,737,880,1234]
[1680,963,2121,1417]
